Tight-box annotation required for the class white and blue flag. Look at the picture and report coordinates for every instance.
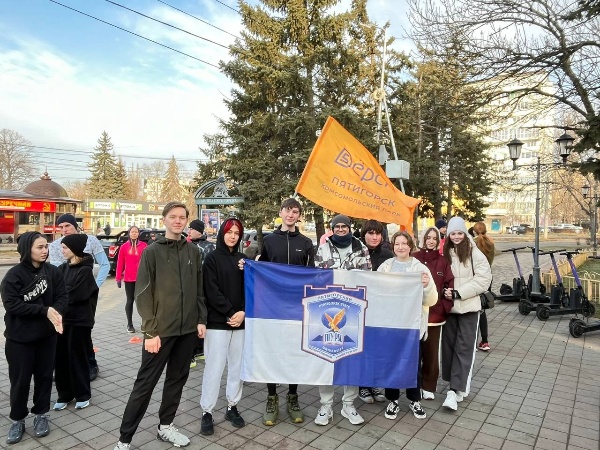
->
[242,260,423,388]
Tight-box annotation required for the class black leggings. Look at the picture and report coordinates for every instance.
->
[125,282,136,327]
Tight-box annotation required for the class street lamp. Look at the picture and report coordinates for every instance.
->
[582,184,598,256]
[508,132,574,296]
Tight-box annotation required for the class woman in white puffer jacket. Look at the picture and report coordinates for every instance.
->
[440,217,492,411]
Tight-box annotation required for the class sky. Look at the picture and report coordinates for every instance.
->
[0,0,412,185]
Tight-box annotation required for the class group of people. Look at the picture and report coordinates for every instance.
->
[1,199,494,449]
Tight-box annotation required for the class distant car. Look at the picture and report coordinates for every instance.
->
[549,224,584,234]
[241,230,272,259]
[516,224,533,235]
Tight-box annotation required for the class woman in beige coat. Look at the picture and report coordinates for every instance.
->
[441,217,492,411]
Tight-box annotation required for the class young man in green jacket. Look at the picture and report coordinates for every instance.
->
[114,202,207,450]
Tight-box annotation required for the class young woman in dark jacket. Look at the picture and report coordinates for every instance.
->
[54,234,99,412]
[358,219,394,404]
[412,227,454,400]
[1,231,68,444]
[199,218,247,436]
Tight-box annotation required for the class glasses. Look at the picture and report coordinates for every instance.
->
[333,224,349,230]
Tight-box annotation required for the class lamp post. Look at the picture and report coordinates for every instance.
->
[582,184,598,256]
[508,132,575,296]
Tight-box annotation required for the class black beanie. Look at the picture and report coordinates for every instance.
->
[62,234,88,257]
[56,214,78,229]
[188,219,205,233]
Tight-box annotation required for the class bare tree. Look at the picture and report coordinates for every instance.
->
[140,161,166,202]
[408,0,600,157]
[0,129,35,189]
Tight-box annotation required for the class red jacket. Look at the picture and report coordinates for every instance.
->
[412,248,454,324]
[115,240,148,282]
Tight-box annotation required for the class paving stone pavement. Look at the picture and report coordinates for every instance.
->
[0,263,599,450]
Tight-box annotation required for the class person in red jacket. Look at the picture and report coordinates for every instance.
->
[115,226,148,333]
[412,227,454,400]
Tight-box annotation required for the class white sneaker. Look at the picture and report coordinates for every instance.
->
[422,390,435,400]
[314,405,333,426]
[456,391,466,402]
[341,404,364,425]
[114,442,130,450]
[384,400,400,419]
[157,423,190,447]
[443,391,458,411]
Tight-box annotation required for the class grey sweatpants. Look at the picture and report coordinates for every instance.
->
[441,312,479,395]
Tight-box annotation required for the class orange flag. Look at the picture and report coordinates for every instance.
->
[296,116,420,232]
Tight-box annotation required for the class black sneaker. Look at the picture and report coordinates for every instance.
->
[225,405,245,428]
[33,414,50,437]
[385,401,400,420]
[6,420,25,445]
[200,412,214,435]
[127,325,135,333]
[90,366,99,381]
[409,401,426,419]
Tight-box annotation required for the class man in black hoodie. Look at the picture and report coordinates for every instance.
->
[1,231,68,445]
[113,202,207,450]
[258,198,315,426]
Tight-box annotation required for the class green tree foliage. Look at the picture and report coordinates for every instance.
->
[87,131,123,198]
[161,156,184,202]
[197,0,407,236]
[389,47,493,221]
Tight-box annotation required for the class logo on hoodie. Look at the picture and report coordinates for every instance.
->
[21,277,48,302]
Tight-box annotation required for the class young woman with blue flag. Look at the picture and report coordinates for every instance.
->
[377,231,438,420]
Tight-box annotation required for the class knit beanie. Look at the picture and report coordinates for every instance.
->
[446,217,469,236]
[62,234,88,257]
[56,213,78,229]
[188,219,205,233]
[331,214,351,229]
[435,219,447,229]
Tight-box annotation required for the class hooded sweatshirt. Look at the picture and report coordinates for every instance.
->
[58,254,99,327]
[203,220,247,330]
[259,225,315,266]
[412,247,454,325]
[115,239,148,282]
[1,232,69,343]
[135,234,207,339]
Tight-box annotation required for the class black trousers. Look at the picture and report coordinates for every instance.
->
[119,332,197,444]
[6,335,57,420]
[124,282,136,327]
[385,340,423,403]
[479,310,488,342]
[55,325,92,402]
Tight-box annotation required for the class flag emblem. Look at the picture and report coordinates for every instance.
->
[302,285,367,362]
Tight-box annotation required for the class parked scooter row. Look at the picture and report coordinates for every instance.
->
[493,246,598,337]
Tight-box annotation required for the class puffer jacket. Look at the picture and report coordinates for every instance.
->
[377,257,438,339]
[448,247,492,314]
[315,236,371,270]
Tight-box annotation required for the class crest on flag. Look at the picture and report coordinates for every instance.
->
[301,285,367,362]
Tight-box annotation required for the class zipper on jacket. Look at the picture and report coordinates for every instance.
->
[178,242,184,336]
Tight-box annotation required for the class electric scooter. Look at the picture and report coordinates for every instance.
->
[536,251,597,321]
[518,247,552,315]
[493,247,529,302]
[569,317,600,337]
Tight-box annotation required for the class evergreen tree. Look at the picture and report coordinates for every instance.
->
[199,0,404,236]
[87,131,119,198]
[161,156,183,202]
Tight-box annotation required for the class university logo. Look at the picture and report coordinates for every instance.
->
[301,285,367,362]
